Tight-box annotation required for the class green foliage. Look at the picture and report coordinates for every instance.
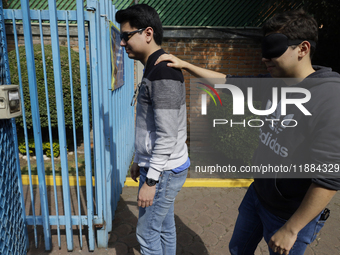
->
[2,0,8,9]
[8,44,91,133]
[42,142,60,158]
[207,92,261,165]
[18,138,34,155]
[18,138,61,158]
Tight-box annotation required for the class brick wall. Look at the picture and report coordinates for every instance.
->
[159,29,268,146]
[161,38,266,80]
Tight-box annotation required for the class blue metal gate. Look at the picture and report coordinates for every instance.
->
[3,0,134,251]
[0,1,28,254]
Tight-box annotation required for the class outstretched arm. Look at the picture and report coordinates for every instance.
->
[268,183,336,255]
[155,53,226,79]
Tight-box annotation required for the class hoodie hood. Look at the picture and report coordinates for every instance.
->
[295,65,340,90]
[309,65,340,78]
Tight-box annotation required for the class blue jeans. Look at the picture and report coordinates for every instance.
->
[229,183,326,255]
[136,167,188,255]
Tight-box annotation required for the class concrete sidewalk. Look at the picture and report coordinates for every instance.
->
[26,185,340,254]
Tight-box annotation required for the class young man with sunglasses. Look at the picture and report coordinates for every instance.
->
[116,4,189,255]
[156,9,340,255]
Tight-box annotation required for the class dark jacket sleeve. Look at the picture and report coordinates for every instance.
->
[309,82,340,190]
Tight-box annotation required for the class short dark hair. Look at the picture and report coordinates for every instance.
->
[262,9,318,58]
[115,4,163,46]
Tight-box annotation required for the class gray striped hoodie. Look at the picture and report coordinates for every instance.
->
[133,49,188,181]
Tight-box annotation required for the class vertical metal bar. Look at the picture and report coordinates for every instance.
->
[66,11,83,249]
[38,10,61,249]
[2,7,29,250]
[94,0,104,222]
[118,2,126,186]
[87,4,101,252]
[105,0,112,233]
[110,5,116,214]
[112,90,118,212]
[110,2,118,217]
[116,87,120,200]
[117,91,121,196]
[79,0,95,251]
[117,13,125,187]
[113,6,121,213]
[86,15,96,252]
[12,11,37,249]
[47,0,73,251]
[20,0,52,250]
[97,0,109,246]
[114,4,121,208]
[117,54,123,194]
[125,48,135,183]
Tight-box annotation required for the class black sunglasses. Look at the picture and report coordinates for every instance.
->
[120,28,146,42]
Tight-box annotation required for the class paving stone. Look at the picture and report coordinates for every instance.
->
[222,229,233,244]
[119,233,139,247]
[185,188,206,198]
[128,246,141,255]
[174,199,189,212]
[123,215,138,226]
[254,247,262,255]
[210,242,230,255]
[187,222,204,235]
[183,241,209,255]
[204,207,222,219]
[197,188,212,197]
[176,245,185,255]
[177,197,195,207]
[304,246,316,255]
[216,215,235,229]
[192,233,204,243]
[225,206,239,217]
[175,215,188,231]
[191,201,209,212]
[200,230,218,247]
[177,231,194,247]
[23,186,340,254]
[213,197,235,210]
[112,223,133,236]
[197,196,216,206]
[180,252,193,255]
[108,233,118,243]
[310,240,338,255]
[258,247,270,255]
[126,209,139,218]
[181,208,200,219]
[106,242,128,255]
[204,222,227,237]
[195,214,213,227]
[257,240,270,255]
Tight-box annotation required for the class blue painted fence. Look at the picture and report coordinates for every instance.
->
[0,2,28,254]
[3,0,134,251]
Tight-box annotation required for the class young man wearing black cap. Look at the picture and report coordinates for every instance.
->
[116,4,190,255]
[156,9,340,255]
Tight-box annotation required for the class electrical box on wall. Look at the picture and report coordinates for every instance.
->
[0,85,22,119]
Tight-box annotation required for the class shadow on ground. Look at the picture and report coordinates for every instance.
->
[109,196,209,255]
